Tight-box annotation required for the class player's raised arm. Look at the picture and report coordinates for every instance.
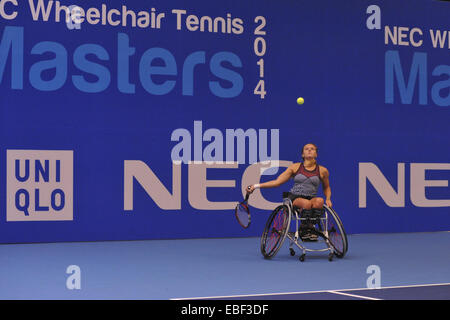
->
[247,165,295,193]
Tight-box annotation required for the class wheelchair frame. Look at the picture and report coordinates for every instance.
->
[260,196,348,262]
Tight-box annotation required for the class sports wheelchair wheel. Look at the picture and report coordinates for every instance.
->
[320,205,348,258]
[260,205,291,259]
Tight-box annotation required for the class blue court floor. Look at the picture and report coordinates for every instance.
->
[0,232,449,300]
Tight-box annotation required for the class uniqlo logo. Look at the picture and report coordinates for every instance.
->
[6,150,74,221]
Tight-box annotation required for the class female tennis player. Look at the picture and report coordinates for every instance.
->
[247,143,332,240]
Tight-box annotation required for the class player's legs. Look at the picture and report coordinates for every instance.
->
[311,197,324,209]
[307,198,325,240]
[292,198,314,240]
[294,197,323,241]
[292,197,312,210]
[292,197,323,210]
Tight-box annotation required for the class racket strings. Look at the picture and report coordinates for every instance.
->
[236,204,249,227]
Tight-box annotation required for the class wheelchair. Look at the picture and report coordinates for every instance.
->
[260,192,348,262]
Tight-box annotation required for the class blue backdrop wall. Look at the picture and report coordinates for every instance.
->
[1,0,449,243]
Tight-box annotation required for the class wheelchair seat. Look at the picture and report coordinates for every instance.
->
[282,192,324,223]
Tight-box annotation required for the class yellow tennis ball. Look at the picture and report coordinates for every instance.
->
[297,97,304,105]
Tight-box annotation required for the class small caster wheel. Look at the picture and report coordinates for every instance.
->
[289,248,295,256]
[299,254,305,262]
[328,253,334,262]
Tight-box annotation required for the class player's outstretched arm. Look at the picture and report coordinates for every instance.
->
[247,165,295,193]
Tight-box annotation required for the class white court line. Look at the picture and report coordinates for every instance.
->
[171,282,450,300]
[327,291,382,300]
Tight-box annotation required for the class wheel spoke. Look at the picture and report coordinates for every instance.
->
[261,205,290,258]
[324,207,347,257]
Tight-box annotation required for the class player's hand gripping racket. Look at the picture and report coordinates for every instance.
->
[235,188,251,228]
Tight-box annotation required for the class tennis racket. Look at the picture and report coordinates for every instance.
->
[235,190,251,228]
